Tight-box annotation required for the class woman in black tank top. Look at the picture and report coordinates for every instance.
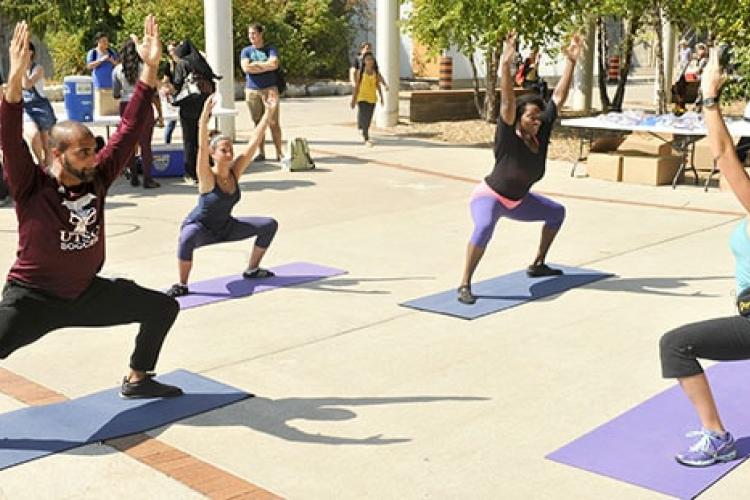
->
[457,32,583,305]
[167,95,280,297]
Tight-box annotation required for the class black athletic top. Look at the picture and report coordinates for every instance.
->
[484,99,557,200]
[183,172,240,237]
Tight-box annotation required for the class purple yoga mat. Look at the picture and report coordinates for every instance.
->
[547,360,750,499]
[174,262,346,309]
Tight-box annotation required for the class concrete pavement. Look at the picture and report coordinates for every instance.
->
[0,94,746,499]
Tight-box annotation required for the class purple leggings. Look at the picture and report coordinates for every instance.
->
[469,190,565,247]
[178,216,278,261]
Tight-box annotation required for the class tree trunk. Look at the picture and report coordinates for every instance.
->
[466,39,484,118]
[596,17,613,112]
[653,3,667,114]
[611,16,641,111]
[482,47,500,122]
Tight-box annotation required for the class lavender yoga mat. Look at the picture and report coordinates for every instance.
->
[175,262,346,309]
[547,360,750,499]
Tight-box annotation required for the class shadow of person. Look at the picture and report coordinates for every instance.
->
[0,393,488,465]
[294,275,435,296]
[585,275,731,298]
[240,180,316,192]
[178,395,489,445]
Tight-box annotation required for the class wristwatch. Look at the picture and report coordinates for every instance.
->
[701,96,720,109]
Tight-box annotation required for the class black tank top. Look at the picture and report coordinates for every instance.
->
[484,100,557,200]
[183,172,240,235]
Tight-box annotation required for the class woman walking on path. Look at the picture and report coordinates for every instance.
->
[167,95,279,297]
[457,32,582,305]
[350,52,385,146]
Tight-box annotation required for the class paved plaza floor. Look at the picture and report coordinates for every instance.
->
[0,92,747,499]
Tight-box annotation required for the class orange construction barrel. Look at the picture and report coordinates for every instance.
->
[608,55,620,82]
[439,56,453,90]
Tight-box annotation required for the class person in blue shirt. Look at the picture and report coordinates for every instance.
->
[240,22,285,163]
[86,32,120,116]
[659,47,750,468]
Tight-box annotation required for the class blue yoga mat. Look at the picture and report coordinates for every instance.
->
[400,264,613,319]
[547,360,750,499]
[0,370,250,470]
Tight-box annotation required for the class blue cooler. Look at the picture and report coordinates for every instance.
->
[151,144,185,177]
[63,75,94,122]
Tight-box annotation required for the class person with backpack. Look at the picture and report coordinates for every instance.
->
[172,39,219,184]
[22,42,56,167]
[85,32,119,116]
[166,95,279,297]
[241,22,285,164]
[350,52,385,146]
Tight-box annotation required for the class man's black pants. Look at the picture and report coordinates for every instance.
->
[0,277,179,371]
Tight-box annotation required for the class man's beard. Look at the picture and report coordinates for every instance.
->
[62,156,96,183]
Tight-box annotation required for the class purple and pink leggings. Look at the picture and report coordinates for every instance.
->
[469,182,565,248]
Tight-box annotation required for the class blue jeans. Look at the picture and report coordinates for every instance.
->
[164,119,177,144]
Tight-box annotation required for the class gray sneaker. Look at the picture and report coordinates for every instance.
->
[676,429,737,467]
[120,373,183,399]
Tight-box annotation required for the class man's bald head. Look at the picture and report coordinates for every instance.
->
[49,121,95,153]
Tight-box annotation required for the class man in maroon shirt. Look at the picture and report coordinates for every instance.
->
[0,17,182,399]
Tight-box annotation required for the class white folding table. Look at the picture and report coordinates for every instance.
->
[561,115,750,191]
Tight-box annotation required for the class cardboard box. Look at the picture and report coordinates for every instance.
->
[621,153,682,186]
[617,133,674,157]
[586,152,622,181]
[691,139,714,170]
[151,143,185,177]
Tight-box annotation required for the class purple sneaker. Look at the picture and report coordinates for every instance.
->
[675,429,737,467]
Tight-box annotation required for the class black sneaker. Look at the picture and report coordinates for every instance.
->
[242,268,275,279]
[120,373,183,399]
[457,285,476,304]
[254,153,266,162]
[526,264,563,278]
[166,283,189,297]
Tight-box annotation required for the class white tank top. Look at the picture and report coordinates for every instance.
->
[27,63,46,97]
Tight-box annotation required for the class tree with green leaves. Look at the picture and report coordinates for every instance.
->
[1,0,366,82]
[402,0,582,122]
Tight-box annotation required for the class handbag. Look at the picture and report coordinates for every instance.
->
[172,72,201,105]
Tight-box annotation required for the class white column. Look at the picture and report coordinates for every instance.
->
[205,0,235,138]
[571,21,596,112]
[376,0,399,127]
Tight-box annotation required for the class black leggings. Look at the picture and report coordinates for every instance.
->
[660,315,750,378]
[357,101,375,140]
[0,277,179,372]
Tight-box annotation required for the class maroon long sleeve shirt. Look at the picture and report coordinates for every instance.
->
[0,81,154,299]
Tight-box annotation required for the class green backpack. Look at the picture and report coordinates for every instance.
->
[287,137,315,171]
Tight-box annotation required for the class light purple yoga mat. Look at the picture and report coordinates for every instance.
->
[547,360,750,499]
[174,262,346,309]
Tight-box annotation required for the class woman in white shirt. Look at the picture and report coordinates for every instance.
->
[113,39,159,188]
[22,42,57,167]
